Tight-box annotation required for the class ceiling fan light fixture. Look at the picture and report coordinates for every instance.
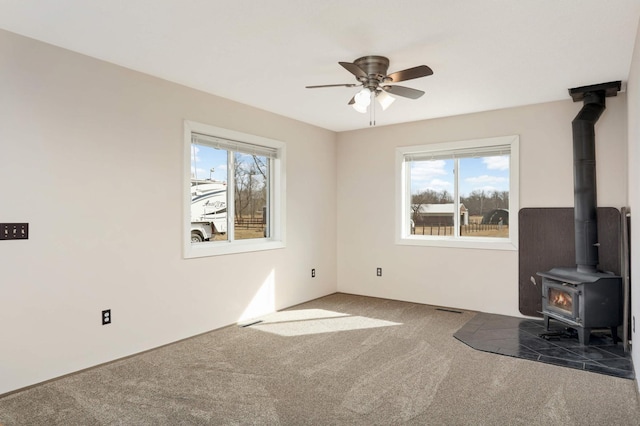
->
[352,103,368,113]
[376,91,395,110]
[354,88,372,107]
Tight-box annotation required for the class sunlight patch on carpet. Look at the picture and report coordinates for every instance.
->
[245,309,402,336]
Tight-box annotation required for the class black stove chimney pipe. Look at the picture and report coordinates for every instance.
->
[569,81,621,274]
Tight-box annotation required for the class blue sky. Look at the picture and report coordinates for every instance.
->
[410,155,510,197]
[193,143,509,197]
[191,144,230,182]
[191,144,268,185]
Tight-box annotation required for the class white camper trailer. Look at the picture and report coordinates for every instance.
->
[190,179,227,242]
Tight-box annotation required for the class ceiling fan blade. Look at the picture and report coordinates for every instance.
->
[306,83,358,89]
[383,85,425,99]
[339,62,367,79]
[386,65,433,83]
[348,96,355,105]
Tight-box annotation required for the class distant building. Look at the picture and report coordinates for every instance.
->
[481,208,509,225]
[412,203,469,226]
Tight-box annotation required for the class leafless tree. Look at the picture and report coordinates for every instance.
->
[460,189,509,217]
[234,154,268,221]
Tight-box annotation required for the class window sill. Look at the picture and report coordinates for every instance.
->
[396,235,518,251]
[184,239,286,259]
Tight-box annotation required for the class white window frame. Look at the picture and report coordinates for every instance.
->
[184,121,286,258]
[396,135,519,251]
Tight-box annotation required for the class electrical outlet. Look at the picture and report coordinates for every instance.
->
[102,309,111,325]
[311,268,316,278]
[0,223,29,240]
[376,267,382,277]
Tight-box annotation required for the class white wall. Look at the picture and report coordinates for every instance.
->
[0,30,337,395]
[336,97,628,317]
[627,18,640,390]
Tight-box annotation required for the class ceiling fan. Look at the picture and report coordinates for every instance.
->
[306,56,433,117]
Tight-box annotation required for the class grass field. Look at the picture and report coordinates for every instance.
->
[412,216,509,238]
[208,216,510,241]
[412,225,509,238]
[208,225,265,241]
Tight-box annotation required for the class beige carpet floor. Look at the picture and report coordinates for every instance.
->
[1,293,639,425]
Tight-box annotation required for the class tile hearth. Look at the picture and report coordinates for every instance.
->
[454,312,634,380]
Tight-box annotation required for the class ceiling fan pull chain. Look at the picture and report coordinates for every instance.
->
[370,90,375,126]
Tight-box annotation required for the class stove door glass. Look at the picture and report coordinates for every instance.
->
[548,287,573,315]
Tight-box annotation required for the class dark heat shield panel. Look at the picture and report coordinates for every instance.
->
[518,207,621,317]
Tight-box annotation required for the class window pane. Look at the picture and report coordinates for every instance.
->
[190,143,229,243]
[458,155,510,238]
[409,158,455,236]
[233,152,269,240]
[398,135,517,249]
[185,121,285,258]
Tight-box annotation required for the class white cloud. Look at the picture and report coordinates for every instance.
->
[411,160,452,193]
[465,175,508,185]
[474,185,499,193]
[191,166,209,179]
[411,160,448,179]
[191,145,201,161]
[429,178,453,190]
[483,156,509,170]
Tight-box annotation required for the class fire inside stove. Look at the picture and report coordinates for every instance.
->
[548,287,573,314]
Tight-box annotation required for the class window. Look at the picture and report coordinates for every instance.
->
[396,135,519,250]
[184,121,285,258]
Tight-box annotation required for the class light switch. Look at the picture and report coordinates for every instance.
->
[0,223,29,240]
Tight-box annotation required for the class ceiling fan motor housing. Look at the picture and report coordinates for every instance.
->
[354,56,390,91]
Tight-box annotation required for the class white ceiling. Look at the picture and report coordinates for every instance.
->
[1,1,639,132]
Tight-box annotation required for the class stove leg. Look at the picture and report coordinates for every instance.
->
[578,327,591,345]
[544,315,550,331]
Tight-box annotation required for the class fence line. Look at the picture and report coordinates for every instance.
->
[414,223,506,235]
[234,217,265,229]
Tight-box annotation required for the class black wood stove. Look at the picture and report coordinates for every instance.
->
[538,268,621,345]
[537,81,623,345]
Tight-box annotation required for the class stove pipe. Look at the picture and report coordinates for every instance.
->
[569,81,621,274]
